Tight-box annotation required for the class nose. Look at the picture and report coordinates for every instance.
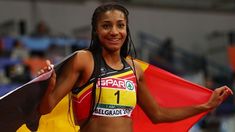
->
[110,26,118,36]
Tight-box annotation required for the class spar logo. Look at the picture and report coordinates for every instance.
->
[126,81,134,90]
[98,78,135,90]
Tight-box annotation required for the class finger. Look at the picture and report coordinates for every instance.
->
[40,69,45,74]
[43,66,49,71]
[50,64,54,69]
[221,85,233,95]
[221,89,232,100]
[47,64,54,71]
[226,88,233,95]
[218,88,226,96]
[217,86,229,95]
[37,69,45,76]
[37,71,41,75]
[44,64,54,71]
[46,60,51,66]
[219,91,228,101]
[46,65,52,71]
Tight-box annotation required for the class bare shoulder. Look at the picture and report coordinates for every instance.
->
[74,50,93,59]
[70,50,94,71]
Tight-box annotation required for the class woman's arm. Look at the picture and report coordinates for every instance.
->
[38,51,90,114]
[134,60,233,124]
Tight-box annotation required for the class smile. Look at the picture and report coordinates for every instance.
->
[106,38,122,44]
[107,38,121,42]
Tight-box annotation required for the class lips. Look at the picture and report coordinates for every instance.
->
[108,38,120,41]
[107,38,122,44]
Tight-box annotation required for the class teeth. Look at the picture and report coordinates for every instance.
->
[109,38,119,41]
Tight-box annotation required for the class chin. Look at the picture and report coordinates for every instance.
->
[104,46,121,53]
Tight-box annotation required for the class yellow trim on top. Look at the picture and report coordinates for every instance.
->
[111,70,133,78]
[73,83,93,98]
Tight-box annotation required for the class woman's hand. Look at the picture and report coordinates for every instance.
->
[37,60,56,89]
[37,60,54,76]
[205,85,233,110]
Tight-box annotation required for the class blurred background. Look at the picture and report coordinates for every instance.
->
[0,0,235,131]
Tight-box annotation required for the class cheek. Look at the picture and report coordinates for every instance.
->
[119,28,127,36]
[97,31,106,40]
[97,34,108,46]
[121,31,127,40]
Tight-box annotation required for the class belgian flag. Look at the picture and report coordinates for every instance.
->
[0,52,213,132]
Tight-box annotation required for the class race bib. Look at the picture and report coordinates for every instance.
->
[93,77,137,117]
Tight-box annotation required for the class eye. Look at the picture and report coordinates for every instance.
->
[118,23,125,29]
[102,24,111,29]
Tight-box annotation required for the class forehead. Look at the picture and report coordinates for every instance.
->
[98,10,126,22]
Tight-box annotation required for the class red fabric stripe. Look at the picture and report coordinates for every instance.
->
[72,87,92,124]
[132,64,212,132]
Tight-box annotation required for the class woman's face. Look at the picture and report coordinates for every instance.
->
[96,10,127,52]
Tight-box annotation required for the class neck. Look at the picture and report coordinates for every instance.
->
[102,49,123,69]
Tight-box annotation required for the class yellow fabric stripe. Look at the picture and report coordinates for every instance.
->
[17,95,80,132]
[126,56,149,72]
[136,59,149,71]
[96,88,136,107]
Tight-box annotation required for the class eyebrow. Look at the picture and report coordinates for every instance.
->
[101,20,126,23]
